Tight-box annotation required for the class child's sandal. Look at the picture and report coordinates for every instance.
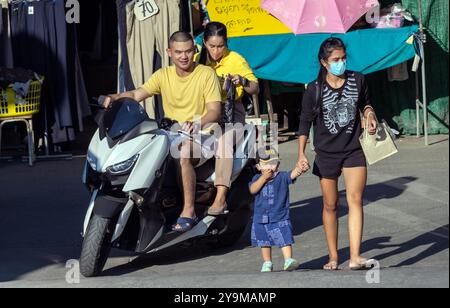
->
[261,261,273,273]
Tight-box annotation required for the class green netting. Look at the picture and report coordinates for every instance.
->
[371,0,449,135]
[402,0,449,52]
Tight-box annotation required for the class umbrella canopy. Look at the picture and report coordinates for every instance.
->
[261,0,379,34]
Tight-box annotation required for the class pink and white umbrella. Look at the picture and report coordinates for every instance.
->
[261,0,379,34]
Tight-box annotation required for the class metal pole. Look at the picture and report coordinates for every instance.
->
[33,87,72,162]
[188,0,194,37]
[418,0,429,145]
[415,70,420,138]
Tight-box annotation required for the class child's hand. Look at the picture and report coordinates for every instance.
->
[299,161,309,173]
[291,166,303,180]
[294,166,304,176]
[261,169,274,181]
[297,156,310,173]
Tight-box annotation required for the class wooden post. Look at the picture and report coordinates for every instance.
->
[263,80,275,124]
[252,94,260,118]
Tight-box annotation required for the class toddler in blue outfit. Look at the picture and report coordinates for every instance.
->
[249,147,307,272]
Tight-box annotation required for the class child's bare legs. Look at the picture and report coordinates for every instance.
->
[260,247,273,272]
[281,245,293,260]
[261,247,272,262]
[281,245,299,271]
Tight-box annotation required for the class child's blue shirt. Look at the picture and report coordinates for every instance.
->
[249,171,295,224]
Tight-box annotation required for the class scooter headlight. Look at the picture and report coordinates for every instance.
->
[107,154,139,175]
[87,154,97,171]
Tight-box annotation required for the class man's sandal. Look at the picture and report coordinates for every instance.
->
[171,217,199,233]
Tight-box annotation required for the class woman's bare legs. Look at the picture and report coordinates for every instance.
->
[342,167,368,267]
[209,185,229,214]
[209,127,244,215]
[320,177,340,269]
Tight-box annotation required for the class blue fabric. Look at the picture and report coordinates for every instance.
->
[250,171,294,224]
[251,220,294,248]
[202,25,418,84]
[12,80,31,98]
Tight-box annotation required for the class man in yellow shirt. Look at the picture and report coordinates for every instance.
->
[103,31,222,232]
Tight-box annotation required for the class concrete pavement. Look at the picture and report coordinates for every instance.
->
[0,135,448,288]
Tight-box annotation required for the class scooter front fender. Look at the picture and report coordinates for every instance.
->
[82,189,99,237]
[93,195,125,218]
[82,190,126,237]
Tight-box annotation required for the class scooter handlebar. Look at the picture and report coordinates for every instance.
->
[89,96,107,109]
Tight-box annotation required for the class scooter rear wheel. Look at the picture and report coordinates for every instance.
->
[80,215,114,277]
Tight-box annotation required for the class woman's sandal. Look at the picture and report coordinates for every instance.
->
[349,259,376,271]
[207,202,229,216]
[323,261,339,271]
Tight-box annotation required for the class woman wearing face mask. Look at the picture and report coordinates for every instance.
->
[196,22,259,216]
[297,38,378,271]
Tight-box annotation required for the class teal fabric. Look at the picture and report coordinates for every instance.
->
[223,25,419,84]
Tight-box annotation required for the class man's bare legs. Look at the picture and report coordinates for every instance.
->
[173,141,200,231]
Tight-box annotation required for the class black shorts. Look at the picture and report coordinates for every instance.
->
[313,148,367,179]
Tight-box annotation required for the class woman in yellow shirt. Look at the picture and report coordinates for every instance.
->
[197,22,259,216]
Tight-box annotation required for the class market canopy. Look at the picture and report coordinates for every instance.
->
[261,0,379,34]
[222,25,419,84]
[206,0,291,37]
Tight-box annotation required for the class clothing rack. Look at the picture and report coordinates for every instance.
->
[32,100,73,162]
[6,0,76,162]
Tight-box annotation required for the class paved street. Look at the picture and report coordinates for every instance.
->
[0,135,448,288]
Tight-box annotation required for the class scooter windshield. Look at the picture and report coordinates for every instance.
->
[103,98,150,139]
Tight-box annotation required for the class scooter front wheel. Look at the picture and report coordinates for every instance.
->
[80,215,114,277]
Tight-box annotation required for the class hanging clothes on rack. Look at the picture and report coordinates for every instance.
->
[387,62,409,82]
[67,16,91,133]
[9,0,90,144]
[117,0,136,92]
[88,0,118,62]
[125,0,181,118]
[0,0,14,68]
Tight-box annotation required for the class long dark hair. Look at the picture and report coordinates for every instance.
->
[199,22,228,65]
[314,38,347,116]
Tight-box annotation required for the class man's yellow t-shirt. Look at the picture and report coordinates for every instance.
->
[195,50,258,102]
[141,64,222,123]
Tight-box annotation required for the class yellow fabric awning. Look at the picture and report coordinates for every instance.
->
[206,0,292,37]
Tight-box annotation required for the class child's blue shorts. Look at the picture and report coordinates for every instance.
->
[251,219,295,248]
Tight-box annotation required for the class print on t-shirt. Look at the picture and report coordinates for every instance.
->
[322,73,359,135]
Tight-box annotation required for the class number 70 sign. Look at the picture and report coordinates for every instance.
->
[134,0,160,21]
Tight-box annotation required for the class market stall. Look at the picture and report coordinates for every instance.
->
[202,0,445,143]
